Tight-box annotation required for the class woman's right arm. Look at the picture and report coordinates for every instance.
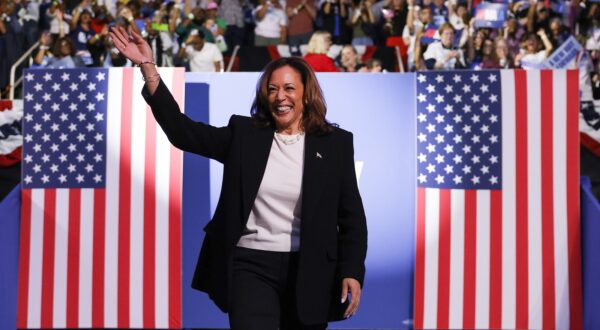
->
[110,26,232,162]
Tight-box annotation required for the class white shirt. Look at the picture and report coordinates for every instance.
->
[423,41,465,70]
[253,5,287,39]
[237,133,305,252]
[519,50,547,70]
[186,42,223,72]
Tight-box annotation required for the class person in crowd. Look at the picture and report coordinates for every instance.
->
[69,8,103,66]
[178,28,223,71]
[477,37,499,69]
[319,0,351,44]
[337,44,366,71]
[350,0,375,45]
[403,0,434,71]
[253,0,287,45]
[447,1,468,48]
[365,57,383,71]
[423,22,465,69]
[490,36,514,69]
[176,6,215,43]
[286,0,316,48]
[549,17,570,48]
[503,16,526,58]
[46,35,85,68]
[47,0,71,38]
[304,30,339,71]
[514,30,553,69]
[218,0,246,47]
[110,25,367,330]
[381,0,409,41]
[32,30,54,67]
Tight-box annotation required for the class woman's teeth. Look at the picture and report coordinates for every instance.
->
[276,106,292,114]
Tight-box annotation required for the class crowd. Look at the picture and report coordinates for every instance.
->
[2,0,600,95]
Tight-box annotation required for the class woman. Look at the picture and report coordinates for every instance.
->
[514,30,553,69]
[423,23,465,70]
[304,31,339,72]
[109,26,367,329]
[337,44,366,71]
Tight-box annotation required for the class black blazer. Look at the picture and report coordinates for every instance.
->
[143,80,367,324]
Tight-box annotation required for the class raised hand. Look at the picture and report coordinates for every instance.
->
[109,25,153,65]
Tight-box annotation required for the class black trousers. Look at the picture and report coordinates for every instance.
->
[229,247,328,330]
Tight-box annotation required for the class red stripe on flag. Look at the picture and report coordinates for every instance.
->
[118,68,134,328]
[414,187,426,329]
[143,103,157,328]
[566,69,583,330]
[41,189,56,328]
[17,189,33,328]
[437,189,451,329]
[67,189,81,328]
[463,190,476,329]
[489,190,502,329]
[540,70,556,330]
[169,69,184,328]
[92,189,106,328]
[514,70,529,330]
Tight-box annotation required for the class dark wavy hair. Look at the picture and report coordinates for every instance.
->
[250,57,336,135]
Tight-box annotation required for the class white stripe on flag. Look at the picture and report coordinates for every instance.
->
[448,189,464,329]
[526,70,543,330]
[129,69,147,328]
[27,189,45,328]
[500,70,516,329]
[423,188,439,329]
[553,70,570,330]
[105,68,123,327]
[155,68,174,328]
[475,190,490,328]
[79,189,94,327]
[53,189,69,328]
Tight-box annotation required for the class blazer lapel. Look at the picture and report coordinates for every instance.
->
[301,134,328,223]
[241,126,273,223]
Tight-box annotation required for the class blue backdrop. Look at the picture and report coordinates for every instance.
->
[182,72,417,328]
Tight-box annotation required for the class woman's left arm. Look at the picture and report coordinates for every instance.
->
[337,131,368,317]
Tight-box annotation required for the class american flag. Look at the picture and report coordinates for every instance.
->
[17,67,184,328]
[413,70,582,329]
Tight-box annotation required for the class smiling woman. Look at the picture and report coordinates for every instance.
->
[109,26,367,329]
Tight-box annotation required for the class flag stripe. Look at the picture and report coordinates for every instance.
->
[92,189,105,328]
[105,69,123,328]
[117,69,134,328]
[463,190,476,329]
[17,188,32,328]
[423,188,439,329]
[540,70,556,330]
[414,187,426,329]
[527,70,543,330]
[143,87,158,329]
[129,70,147,328]
[41,189,57,328]
[500,70,517,330]
[67,189,81,328]
[514,70,529,330]
[553,71,570,330]
[448,189,464,329]
[168,68,184,328]
[475,190,490,329]
[566,69,582,330]
[437,189,451,329]
[489,190,502,329]
[79,189,94,327]
[54,189,68,328]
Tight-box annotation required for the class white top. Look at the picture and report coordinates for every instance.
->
[253,5,288,39]
[186,42,223,72]
[423,41,465,70]
[519,50,547,70]
[237,132,305,252]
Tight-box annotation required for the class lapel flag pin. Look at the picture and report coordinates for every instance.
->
[316,152,322,159]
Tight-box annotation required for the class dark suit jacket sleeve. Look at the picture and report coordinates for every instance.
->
[141,79,233,163]
[337,132,368,285]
